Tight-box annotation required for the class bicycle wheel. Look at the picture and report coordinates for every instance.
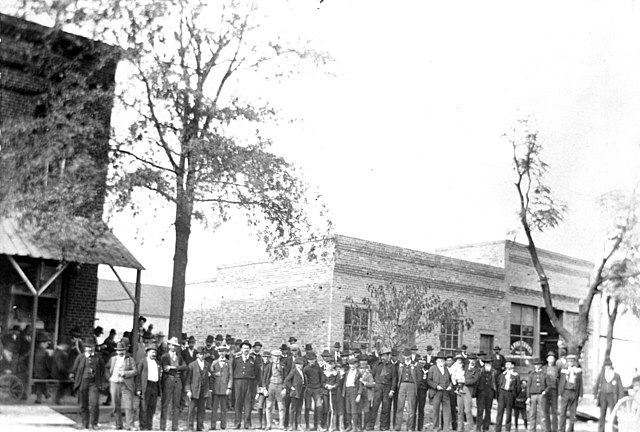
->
[610,395,640,432]
[0,374,25,402]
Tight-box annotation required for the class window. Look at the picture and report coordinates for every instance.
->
[344,305,370,351]
[480,334,494,355]
[440,320,461,356]
[510,303,535,357]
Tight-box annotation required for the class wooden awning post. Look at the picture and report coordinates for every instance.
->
[131,269,142,355]
[27,261,44,398]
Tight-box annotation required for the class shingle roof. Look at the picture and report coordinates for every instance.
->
[0,217,144,270]
[97,279,170,317]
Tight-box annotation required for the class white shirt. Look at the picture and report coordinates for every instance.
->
[345,369,358,387]
[197,359,205,370]
[147,358,159,382]
[110,356,125,382]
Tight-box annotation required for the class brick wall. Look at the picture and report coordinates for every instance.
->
[59,264,99,341]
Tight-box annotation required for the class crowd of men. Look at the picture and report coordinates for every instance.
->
[6,316,630,432]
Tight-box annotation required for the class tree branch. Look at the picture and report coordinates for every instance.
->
[113,148,177,174]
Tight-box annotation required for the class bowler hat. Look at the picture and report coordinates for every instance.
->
[468,354,478,360]
[146,343,158,352]
[305,343,313,351]
[434,351,447,360]
[410,345,418,351]
[188,336,196,343]
[391,348,399,357]
[253,341,262,348]
[241,339,251,348]
[288,337,297,343]
[206,335,214,343]
[139,315,147,323]
[460,344,468,350]
[115,342,127,351]
[533,357,543,365]
[70,326,82,338]
[294,357,304,365]
[426,345,434,351]
[493,346,501,351]
[215,334,224,341]
[280,344,289,351]
[263,350,271,357]
[225,334,233,340]
[357,354,369,362]
[333,342,341,348]
[83,337,96,347]
[306,351,317,360]
[36,333,51,344]
[321,349,331,358]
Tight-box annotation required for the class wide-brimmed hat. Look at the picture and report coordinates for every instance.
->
[83,337,96,347]
[381,347,392,355]
[288,337,298,343]
[217,342,229,351]
[493,346,501,351]
[167,337,180,346]
[434,351,447,360]
[294,357,304,365]
[410,345,418,351]
[115,342,127,351]
[206,335,214,343]
[272,349,282,357]
[321,349,331,358]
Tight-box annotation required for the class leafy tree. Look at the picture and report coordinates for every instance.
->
[358,281,473,350]
[509,119,640,355]
[7,0,333,338]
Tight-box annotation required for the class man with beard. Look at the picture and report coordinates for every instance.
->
[371,347,397,431]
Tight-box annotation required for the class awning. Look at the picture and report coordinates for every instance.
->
[0,217,144,270]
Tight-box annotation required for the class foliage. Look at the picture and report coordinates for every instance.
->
[6,0,333,337]
[0,18,120,254]
[359,281,473,349]
[508,118,640,354]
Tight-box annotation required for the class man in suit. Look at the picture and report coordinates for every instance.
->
[415,357,430,432]
[231,339,262,429]
[395,348,419,431]
[542,351,560,432]
[457,354,480,432]
[331,342,342,364]
[342,357,364,432]
[427,352,452,432]
[409,346,420,365]
[186,347,211,431]
[423,346,435,367]
[183,336,198,365]
[371,347,397,431]
[106,342,138,430]
[160,336,189,431]
[527,358,550,432]
[286,357,308,431]
[495,359,520,432]
[136,343,162,431]
[71,338,105,430]
[389,348,400,430]
[558,354,582,432]
[210,345,232,430]
[492,346,506,373]
[594,358,625,432]
[476,357,498,432]
[265,348,290,430]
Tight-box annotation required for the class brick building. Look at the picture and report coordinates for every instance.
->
[185,234,640,390]
[0,13,143,394]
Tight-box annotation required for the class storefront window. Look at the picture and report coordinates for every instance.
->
[510,303,535,357]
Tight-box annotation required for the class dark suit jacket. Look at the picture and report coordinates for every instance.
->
[497,371,521,396]
[182,348,198,367]
[594,371,624,403]
[559,367,583,398]
[492,353,506,371]
[210,358,232,395]
[160,351,188,380]
[263,360,289,387]
[476,368,498,394]
[72,354,105,391]
[186,360,211,398]
[427,364,451,391]
[284,366,306,398]
[136,356,163,397]
[462,365,481,396]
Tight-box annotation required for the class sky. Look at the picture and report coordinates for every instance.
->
[99,0,640,286]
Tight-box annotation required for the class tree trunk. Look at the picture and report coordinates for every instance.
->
[604,296,619,362]
[168,194,192,339]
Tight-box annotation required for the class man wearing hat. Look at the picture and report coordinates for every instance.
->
[541,351,560,432]
[106,341,138,430]
[279,344,294,430]
[423,346,435,366]
[285,356,307,431]
[495,359,520,432]
[409,345,420,365]
[331,342,342,364]
[526,358,550,432]
[136,342,162,430]
[265,348,290,430]
[427,352,452,432]
[492,346,506,373]
[342,356,364,432]
[457,354,480,432]
[388,348,400,429]
[33,333,52,404]
[415,355,430,432]
[303,351,325,431]
[71,338,105,430]
[183,336,198,366]
[204,335,219,366]
[558,353,582,432]
[231,339,262,429]
[594,358,625,432]
[186,347,211,431]
[211,344,232,430]
[371,348,396,430]
[476,356,497,432]
[395,348,419,431]
[160,336,189,431]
